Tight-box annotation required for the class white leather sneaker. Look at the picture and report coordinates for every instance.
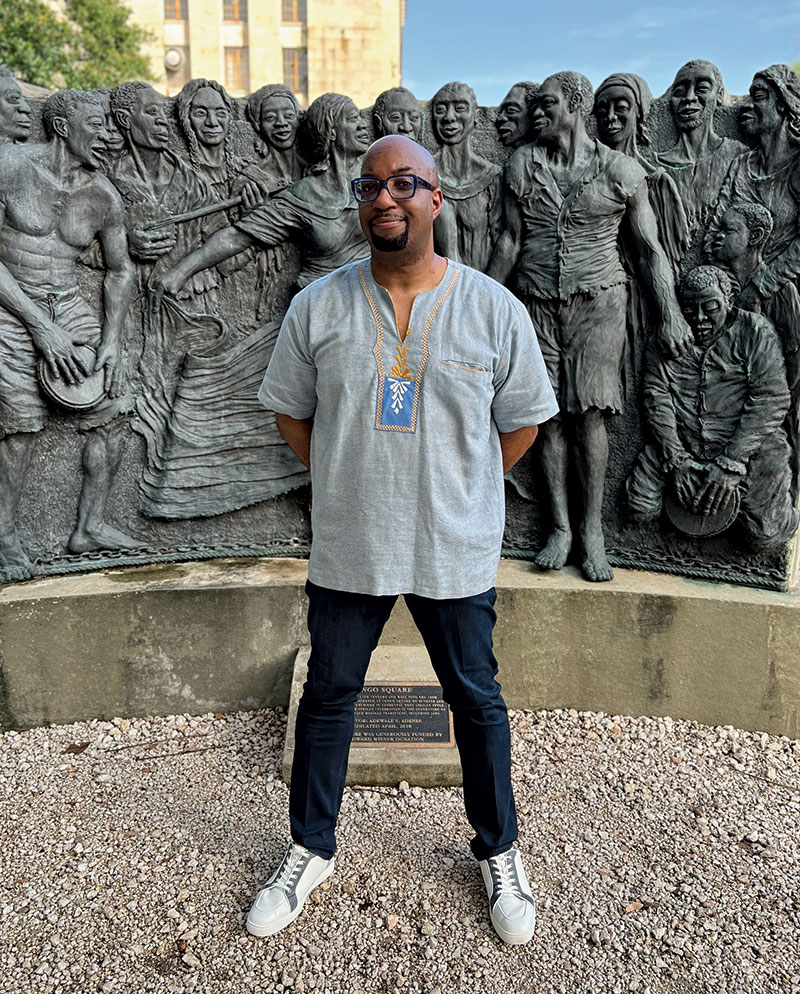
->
[479,848,536,945]
[246,842,335,937]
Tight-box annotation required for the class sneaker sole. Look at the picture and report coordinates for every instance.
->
[490,912,536,946]
[245,860,335,938]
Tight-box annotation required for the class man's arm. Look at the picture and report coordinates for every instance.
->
[275,413,313,469]
[150,225,255,302]
[487,183,523,286]
[499,425,537,474]
[96,193,137,397]
[624,182,692,358]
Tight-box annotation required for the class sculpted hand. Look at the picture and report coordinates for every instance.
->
[672,458,704,511]
[240,180,266,213]
[697,463,742,517]
[658,312,693,359]
[129,225,177,262]
[29,316,88,385]
[148,267,189,316]
[96,338,123,398]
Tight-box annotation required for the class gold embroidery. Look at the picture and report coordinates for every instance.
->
[358,263,462,433]
[391,343,413,380]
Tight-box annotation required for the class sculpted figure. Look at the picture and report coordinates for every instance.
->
[0,89,137,580]
[372,86,423,140]
[712,66,800,307]
[152,93,369,299]
[489,71,691,582]
[627,266,798,550]
[431,82,501,272]
[495,82,538,149]
[92,88,126,171]
[655,60,745,263]
[0,67,32,145]
[239,84,304,196]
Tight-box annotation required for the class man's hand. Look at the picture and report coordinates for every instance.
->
[148,267,190,315]
[239,179,267,213]
[96,338,124,398]
[28,315,88,385]
[658,311,693,359]
[671,458,704,511]
[695,463,742,517]
[129,225,176,262]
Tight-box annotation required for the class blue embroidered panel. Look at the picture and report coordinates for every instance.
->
[379,376,416,431]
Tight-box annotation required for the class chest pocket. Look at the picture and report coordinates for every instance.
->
[438,358,495,420]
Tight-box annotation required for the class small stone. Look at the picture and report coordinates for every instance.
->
[385,914,399,930]
[182,951,202,968]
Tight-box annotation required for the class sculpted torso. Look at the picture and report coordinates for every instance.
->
[0,146,115,288]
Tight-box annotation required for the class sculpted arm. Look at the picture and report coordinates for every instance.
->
[151,224,256,298]
[624,182,692,358]
[487,183,523,286]
[96,195,137,396]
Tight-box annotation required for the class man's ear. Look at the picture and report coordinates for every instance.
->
[115,108,131,131]
[52,116,69,140]
[431,187,444,221]
[750,224,767,248]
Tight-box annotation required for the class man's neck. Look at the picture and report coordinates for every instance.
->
[758,123,794,173]
[47,141,85,186]
[370,244,447,295]
[672,121,717,161]
[728,249,761,287]
[543,122,591,166]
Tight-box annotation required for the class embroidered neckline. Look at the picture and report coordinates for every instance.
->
[359,263,461,432]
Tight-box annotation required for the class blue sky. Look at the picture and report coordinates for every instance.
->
[401,1,800,105]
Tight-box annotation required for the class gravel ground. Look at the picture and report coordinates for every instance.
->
[0,706,798,994]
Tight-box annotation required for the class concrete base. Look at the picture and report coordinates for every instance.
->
[0,558,797,737]
[283,647,462,787]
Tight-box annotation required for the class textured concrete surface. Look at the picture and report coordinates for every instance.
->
[0,558,797,737]
[284,647,462,787]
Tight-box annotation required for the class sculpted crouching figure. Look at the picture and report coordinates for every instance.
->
[489,71,691,582]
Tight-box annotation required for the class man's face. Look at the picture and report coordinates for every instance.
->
[0,79,32,142]
[495,85,532,148]
[712,211,751,264]
[96,95,125,154]
[594,85,636,149]
[64,101,109,170]
[126,88,170,150]
[531,77,574,142]
[740,76,783,139]
[189,87,230,147]
[669,64,720,132]
[681,284,730,342]
[376,91,422,140]
[259,96,299,150]
[432,89,475,145]
[357,139,442,255]
[333,100,370,155]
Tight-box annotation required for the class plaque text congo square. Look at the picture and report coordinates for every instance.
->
[352,682,455,747]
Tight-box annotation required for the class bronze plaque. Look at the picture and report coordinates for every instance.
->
[352,681,455,748]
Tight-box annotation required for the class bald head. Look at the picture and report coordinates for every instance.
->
[362,135,438,186]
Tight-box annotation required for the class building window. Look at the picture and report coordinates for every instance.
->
[282,0,306,23]
[223,0,248,21]
[283,48,308,94]
[225,47,250,92]
[164,0,187,20]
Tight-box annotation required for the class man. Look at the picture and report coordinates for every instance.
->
[250,135,558,945]
[372,86,423,141]
[0,67,31,145]
[655,60,745,267]
[627,266,797,550]
[488,71,690,583]
[495,82,538,149]
[0,89,137,580]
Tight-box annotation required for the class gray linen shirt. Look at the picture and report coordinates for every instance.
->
[259,258,558,598]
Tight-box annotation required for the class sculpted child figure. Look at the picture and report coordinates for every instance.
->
[489,71,691,582]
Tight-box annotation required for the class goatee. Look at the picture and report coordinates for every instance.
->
[370,226,409,253]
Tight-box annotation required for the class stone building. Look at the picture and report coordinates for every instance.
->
[127,0,404,103]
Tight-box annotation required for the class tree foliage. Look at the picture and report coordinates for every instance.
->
[0,0,153,90]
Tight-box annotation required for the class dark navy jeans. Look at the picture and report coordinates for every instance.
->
[289,580,518,861]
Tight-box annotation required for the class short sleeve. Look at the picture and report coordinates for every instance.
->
[235,190,305,248]
[491,297,559,432]
[258,295,318,419]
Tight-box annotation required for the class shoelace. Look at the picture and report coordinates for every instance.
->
[271,845,313,894]
[489,852,524,898]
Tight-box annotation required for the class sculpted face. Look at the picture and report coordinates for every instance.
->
[495,85,532,148]
[594,84,636,149]
[531,77,573,141]
[681,284,730,343]
[189,86,230,147]
[126,87,170,150]
[669,63,721,132]
[259,95,299,150]
[712,210,752,264]
[739,75,783,139]
[61,101,109,170]
[432,87,475,145]
[376,91,422,140]
[357,136,441,254]
[333,100,369,155]
[95,93,125,154]
[0,78,32,142]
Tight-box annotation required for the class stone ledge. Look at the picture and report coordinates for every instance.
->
[0,558,797,736]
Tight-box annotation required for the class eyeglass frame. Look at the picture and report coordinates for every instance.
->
[351,173,436,204]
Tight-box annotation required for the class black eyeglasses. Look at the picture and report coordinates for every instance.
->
[351,173,435,204]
